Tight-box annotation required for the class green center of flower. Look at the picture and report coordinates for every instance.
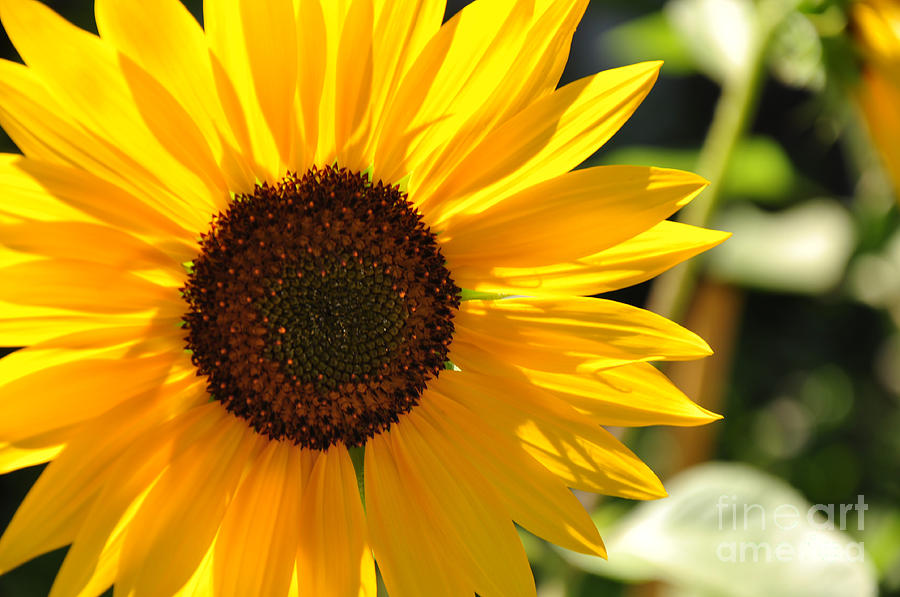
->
[181,166,459,449]
[258,259,407,388]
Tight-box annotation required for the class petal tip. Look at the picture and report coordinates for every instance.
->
[707,229,732,246]
[588,539,609,560]
[636,60,663,85]
[689,405,724,425]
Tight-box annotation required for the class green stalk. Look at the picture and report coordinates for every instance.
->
[648,0,799,321]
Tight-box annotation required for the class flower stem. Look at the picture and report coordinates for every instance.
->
[648,0,798,321]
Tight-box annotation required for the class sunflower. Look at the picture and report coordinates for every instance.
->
[0,0,726,595]
[855,0,900,199]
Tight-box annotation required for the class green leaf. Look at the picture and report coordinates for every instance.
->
[724,136,796,204]
[560,462,878,597]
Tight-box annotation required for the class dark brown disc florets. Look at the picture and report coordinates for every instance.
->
[181,166,459,449]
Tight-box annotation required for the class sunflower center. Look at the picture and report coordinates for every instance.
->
[258,259,407,386]
[181,166,459,449]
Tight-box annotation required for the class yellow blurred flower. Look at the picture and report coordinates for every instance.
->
[855,0,900,198]
[0,0,724,595]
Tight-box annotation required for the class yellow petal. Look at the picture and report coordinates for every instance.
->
[0,304,120,347]
[410,0,588,201]
[93,0,255,193]
[333,0,375,172]
[398,412,536,597]
[372,0,444,81]
[0,59,73,165]
[52,479,154,597]
[0,220,180,275]
[455,220,730,296]
[365,435,471,597]
[855,0,900,62]
[0,315,99,348]
[0,63,209,233]
[454,296,712,374]
[0,307,180,349]
[0,386,207,577]
[297,445,375,597]
[312,0,351,163]
[75,515,137,597]
[0,345,184,444]
[0,154,198,251]
[0,246,36,269]
[856,0,900,202]
[515,0,588,106]
[293,0,327,169]
[0,427,68,475]
[116,415,262,597]
[364,0,444,155]
[860,67,900,197]
[112,64,228,210]
[0,0,224,222]
[524,360,721,427]
[366,427,521,597]
[421,61,663,223]
[48,403,224,597]
[374,0,533,182]
[419,391,606,557]
[214,441,303,597]
[239,0,298,168]
[204,0,287,179]
[432,356,666,499]
[0,259,180,315]
[0,434,110,576]
[441,166,707,267]
[23,319,186,354]
[175,541,216,597]
[288,566,300,597]
[0,155,92,223]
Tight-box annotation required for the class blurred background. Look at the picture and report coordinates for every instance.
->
[0,0,898,595]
